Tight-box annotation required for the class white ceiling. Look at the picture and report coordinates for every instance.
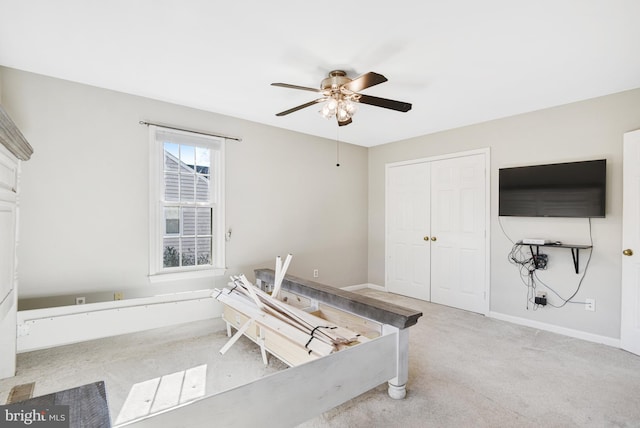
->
[1,0,640,147]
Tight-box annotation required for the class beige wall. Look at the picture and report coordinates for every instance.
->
[369,88,640,339]
[5,64,640,340]
[0,67,369,307]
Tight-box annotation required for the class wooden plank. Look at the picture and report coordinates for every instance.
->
[238,276,266,310]
[216,291,334,356]
[225,279,355,346]
[226,312,317,367]
[233,276,362,345]
[262,326,318,366]
[273,256,282,298]
[278,290,311,309]
[115,333,398,428]
[257,327,269,365]
[272,253,292,298]
[219,318,253,355]
[222,305,258,341]
[220,297,369,367]
[255,269,422,329]
[314,304,382,339]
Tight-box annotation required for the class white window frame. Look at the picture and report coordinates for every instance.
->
[148,125,226,282]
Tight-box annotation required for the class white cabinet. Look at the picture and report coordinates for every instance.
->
[0,105,33,379]
[0,144,18,379]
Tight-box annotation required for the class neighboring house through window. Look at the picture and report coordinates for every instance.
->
[148,125,225,281]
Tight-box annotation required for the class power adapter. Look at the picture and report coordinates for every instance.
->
[535,291,547,306]
[534,296,547,306]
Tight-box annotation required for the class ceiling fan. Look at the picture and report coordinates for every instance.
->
[271,70,412,126]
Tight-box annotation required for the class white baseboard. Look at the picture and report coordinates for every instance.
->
[338,288,619,348]
[341,283,386,292]
[17,289,222,353]
[488,311,621,348]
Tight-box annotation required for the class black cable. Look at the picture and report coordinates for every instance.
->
[529,218,594,308]
[498,216,515,244]
[546,218,593,308]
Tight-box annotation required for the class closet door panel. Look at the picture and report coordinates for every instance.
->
[386,162,431,300]
[431,154,486,313]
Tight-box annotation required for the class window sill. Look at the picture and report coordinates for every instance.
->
[148,268,226,284]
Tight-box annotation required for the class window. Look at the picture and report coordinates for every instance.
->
[149,126,225,281]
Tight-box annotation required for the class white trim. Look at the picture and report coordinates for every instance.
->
[341,283,387,292]
[621,128,640,355]
[148,125,226,277]
[488,311,621,348]
[483,148,491,315]
[148,126,160,276]
[385,147,490,169]
[148,268,226,283]
[17,289,222,352]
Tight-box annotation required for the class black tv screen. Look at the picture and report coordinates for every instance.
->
[499,159,606,218]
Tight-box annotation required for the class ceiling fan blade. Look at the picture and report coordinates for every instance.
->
[337,117,352,126]
[271,82,322,93]
[357,94,412,112]
[342,72,387,93]
[275,98,326,116]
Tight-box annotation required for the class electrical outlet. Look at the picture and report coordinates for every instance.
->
[585,298,595,311]
[114,292,124,301]
[313,269,319,278]
[75,297,86,305]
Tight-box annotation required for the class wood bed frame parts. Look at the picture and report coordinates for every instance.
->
[254,268,422,329]
[115,271,422,427]
[0,105,33,160]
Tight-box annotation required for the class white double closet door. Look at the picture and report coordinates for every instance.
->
[386,150,489,314]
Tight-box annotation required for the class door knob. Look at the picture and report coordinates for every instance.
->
[431,236,437,241]
[423,236,430,241]
[623,248,634,256]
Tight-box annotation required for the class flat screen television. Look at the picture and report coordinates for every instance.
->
[499,159,606,218]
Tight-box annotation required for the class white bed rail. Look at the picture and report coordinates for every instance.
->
[115,332,398,428]
[17,289,221,352]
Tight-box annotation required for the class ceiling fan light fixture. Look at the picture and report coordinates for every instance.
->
[337,107,349,122]
[274,70,411,126]
[344,99,357,116]
[320,94,357,121]
[337,100,353,121]
[320,103,334,119]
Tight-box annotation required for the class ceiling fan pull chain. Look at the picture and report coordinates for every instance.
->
[336,129,340,167]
